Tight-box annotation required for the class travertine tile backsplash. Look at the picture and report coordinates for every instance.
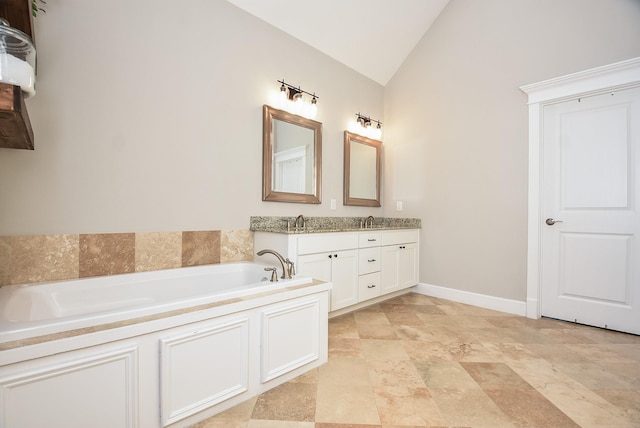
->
[0,229,254,287]
[135,232,183,272]
[182,231,220,267]
[79,233,136,278]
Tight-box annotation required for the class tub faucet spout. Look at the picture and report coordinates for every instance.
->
[286,258,295,276]
[257,249,292,279]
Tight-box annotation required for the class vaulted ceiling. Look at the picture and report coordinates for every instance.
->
[225,0,450,86]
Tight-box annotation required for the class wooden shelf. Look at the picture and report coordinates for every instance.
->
[0,83,34,149]
[0,0,35,150]
[0,0,34,41]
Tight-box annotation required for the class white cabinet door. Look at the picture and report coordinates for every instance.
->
[399,243,418,288]
[381,245,400,294]
[298,250,358,311]
[381,242,419,293]
[297,252,333,283]
[330,250,359,310]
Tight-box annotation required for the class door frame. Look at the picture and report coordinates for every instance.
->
[520,57,640,319]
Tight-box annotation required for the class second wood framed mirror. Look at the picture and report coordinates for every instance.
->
[343,131,382,207]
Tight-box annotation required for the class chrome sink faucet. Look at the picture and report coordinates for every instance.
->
[364,215,375,228]
[257,249,295,280]
[294,214,306,231]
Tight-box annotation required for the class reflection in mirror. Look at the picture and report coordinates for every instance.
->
[263,105,322,204]
[344,131,382,207]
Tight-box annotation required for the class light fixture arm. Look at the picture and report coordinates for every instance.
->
[356,113,382,129]
[278,79,319,101]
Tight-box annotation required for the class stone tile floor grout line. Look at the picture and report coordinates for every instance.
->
[192,292,640,428]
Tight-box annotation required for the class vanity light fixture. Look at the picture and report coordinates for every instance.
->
[277,79,319,118]
[355,113,382,140]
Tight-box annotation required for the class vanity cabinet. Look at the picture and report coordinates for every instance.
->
[381,231,419,294]
[254,228,420,313]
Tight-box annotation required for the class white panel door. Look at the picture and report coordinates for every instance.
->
[541,86,640,334]
[261,298,320,382]
[0,346,138,428]
[160,317,249,426]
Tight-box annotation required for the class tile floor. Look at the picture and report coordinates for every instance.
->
[192,292,640,428]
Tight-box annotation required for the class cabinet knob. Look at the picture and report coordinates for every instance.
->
[334,254,338,258]
[328,254,332,258]
[368,259,376,262]
[367,284,376,288]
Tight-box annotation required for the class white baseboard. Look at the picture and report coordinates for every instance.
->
[413,283,527,316]
[526,298,539,319]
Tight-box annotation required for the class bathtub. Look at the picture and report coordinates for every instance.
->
[0,262,330,428]
[0,261,317,345]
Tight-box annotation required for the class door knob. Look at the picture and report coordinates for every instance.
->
[545,218,563,226]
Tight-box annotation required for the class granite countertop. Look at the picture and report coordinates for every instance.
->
[250,216,421,234]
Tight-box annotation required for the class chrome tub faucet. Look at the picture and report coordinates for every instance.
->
[257,249,294,280]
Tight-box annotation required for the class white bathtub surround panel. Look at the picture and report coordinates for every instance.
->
[261,298,320,382]
[0,345,138,428]
[0,263,330,428]
[160,317,250,426]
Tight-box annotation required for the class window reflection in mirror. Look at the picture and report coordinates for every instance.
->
[343,131,382,207]
[263,105,322,204]
[272,119,314,193]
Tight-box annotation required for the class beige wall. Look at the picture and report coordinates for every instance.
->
[4,0,640,303]
[0,0,384,236]
[383,0,640,301]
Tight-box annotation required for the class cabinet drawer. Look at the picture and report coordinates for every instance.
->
[297,233,359,255]
[358,272,381,302]
[358,247,381,274]
[381,229,419,246]
[359,232,382,248]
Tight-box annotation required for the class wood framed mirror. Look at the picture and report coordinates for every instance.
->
[343,131,382,207]
[262,105,322,204]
